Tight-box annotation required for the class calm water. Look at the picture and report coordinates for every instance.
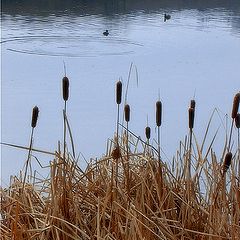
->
[1,0,240,184]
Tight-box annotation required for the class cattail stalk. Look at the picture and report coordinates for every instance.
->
[116,81,122,142]
[115,80,122,185]
[62,76,69,197]
[228,93,240,150]
[236,113,240,178]
[124,104,130,195]
[62,77,69,160]
[156,101,162,163]
[23,106,39,189]
[188,105,195,179]
[124,104,130,156]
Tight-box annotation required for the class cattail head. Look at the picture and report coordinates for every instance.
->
[116,81,122,105]
[223,152,232,174]
[111,146,121,160]
[145,126,151,140]
[124,104,130,122]
[190,100,196,110]
[31,106,39,128]
[156,101,162,127]
[232,93,240,119]
[235,113,240,128]
[188,107,195,129]
[62,76,69,101]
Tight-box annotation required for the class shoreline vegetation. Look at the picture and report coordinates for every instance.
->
[1,73,240,239]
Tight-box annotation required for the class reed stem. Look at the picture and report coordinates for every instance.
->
[22,128,34,189]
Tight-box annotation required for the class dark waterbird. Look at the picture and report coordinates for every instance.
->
[164,14,171,22]
[103,30,109,36]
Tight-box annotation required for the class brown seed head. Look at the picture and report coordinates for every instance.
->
[223,152,232,174]
[62,76,69,101]
[235,113,240,128]
[188,107,195,129]
[31,106,39,128]
[124,104,130,122]
[232,93,240,119]
[111,146,121,160]
[116,81,122,105]
[190,100,196,110]
[145,126,151,140]
[156,101,162,127]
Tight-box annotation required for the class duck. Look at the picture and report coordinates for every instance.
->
[103,30,109,36]
[164,14,171,22]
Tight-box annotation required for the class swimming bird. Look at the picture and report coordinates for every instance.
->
[164,14,171,22]
[103,30,109,36]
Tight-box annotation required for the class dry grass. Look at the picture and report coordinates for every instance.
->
[1,77,239,239]
[1,125,240,239]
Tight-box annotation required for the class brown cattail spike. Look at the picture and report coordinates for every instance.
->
[156,101,162,127]
[62,76,69,101]
[145,126,151,140]
[190,100,196,110]
[232,93,240,119]
[31,106,39,128]
[223,152,232,174]
[116,81,122,105]
[188,107,195,129]
[124,104,130,122]
[235,113,240,128]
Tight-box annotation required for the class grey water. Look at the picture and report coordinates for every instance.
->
[1,0,240,184]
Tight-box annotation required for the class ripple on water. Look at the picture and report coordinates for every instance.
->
[1,35,144,57]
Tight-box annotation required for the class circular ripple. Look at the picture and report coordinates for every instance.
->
[1,35,143,57]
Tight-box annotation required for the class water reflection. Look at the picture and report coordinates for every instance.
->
[2,0,240,57]
[2,0,240,16]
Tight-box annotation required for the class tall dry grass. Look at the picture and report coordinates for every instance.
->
[0,77,239,239]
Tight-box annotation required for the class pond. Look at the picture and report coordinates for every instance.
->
[1,0,240,183]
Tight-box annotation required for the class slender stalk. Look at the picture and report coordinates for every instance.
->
[115,80,122,186]
[63,101,67,164]
[157,126,160,164]
[22,127,34,189]
[188,128,193,179]
[115,104,120,185]
[228,120,234,151]
[23,106,39,189]
[238,129,240,180]
[156,101,162,164]
[116,104,120,144]
[188,106,195,179]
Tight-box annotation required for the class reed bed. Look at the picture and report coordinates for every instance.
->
[0,78,240,239]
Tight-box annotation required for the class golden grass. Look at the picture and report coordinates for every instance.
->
[0,76,239,239]
[1,125,240,239]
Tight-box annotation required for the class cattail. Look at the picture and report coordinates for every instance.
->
[111,146,121,160]
[116,81,122,104]
[235,113,240,128]
[188,107,195,129]
[190,100,196,110]
[31,106,39,128]
[223,152,232,173]
[62,76,69,101]
[232,93,240,119]
[145,126,151,140]
[156,101,162,127]
[124,104,130,122]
